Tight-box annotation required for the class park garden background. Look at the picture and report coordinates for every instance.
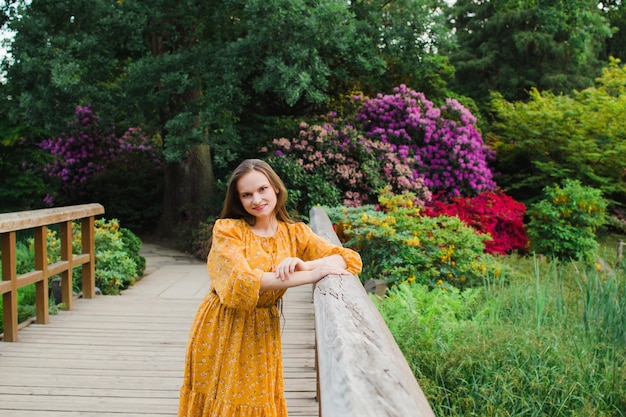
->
[1,1,626,415]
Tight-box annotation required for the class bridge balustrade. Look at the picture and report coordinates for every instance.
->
[309,206,435,417]
[0,203,105,342]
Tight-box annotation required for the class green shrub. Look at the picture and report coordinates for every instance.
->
[488,58,626,208]
[527,179,608,260]
[119,227,146,276]
[90,219,141,294]
[0,282,59,334]
[93,249,138,295]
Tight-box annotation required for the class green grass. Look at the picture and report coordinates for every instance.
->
[375,236,626,416]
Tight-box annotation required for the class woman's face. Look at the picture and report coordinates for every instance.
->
[237,170,278,221]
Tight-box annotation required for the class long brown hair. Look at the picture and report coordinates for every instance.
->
[220,159,294,225]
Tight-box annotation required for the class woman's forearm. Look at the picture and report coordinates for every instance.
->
[305,254,347,270]
[260,257,351,291]
[260,271,316,291]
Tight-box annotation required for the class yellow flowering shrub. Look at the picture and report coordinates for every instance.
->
[327,191,494,289]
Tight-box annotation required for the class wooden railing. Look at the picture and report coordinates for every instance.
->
[0,203,105,342]
[310,206,435,417]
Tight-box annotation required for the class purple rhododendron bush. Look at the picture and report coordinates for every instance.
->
[38,105,163,230]
[355,85,496,198]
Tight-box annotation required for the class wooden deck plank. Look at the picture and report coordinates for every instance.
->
[0,243,319,417]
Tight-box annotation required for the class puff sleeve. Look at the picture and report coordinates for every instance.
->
[207,219,262,310]
[293,222,363,275]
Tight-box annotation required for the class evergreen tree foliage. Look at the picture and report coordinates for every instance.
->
[448,0,613,105]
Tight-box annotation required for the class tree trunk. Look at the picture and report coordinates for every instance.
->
[158,144,215,238]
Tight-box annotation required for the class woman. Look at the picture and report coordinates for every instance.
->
[178,159,362,416]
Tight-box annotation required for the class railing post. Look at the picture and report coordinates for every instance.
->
[33,226,49,324]
[59,221,74,310]
[81,217,96,299]
[1,232,18,342]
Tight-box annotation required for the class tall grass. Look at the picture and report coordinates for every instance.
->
[574,260,626,346]
[375,253,626,416]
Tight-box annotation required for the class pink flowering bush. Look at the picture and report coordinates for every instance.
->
[355,85,496,198]
[40,105,163,230]
[264,112,432,211]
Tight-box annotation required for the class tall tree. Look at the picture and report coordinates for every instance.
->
[447,0,613,105]
[2,0,217,234]
[2,0,455,233]
[2,0,145,131]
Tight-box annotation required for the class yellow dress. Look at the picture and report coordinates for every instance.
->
[178,218,362,417]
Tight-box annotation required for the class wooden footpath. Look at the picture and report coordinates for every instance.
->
[0,242,319,417]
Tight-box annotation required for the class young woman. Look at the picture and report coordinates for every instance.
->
[178,159,362,417]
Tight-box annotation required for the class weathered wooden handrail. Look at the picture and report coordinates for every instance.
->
[310,206,435,417]
[0,203,105,342]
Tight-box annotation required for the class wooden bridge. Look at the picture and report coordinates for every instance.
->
[0,205,435,417]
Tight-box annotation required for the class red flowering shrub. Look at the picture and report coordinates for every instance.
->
[424,191,528,255]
